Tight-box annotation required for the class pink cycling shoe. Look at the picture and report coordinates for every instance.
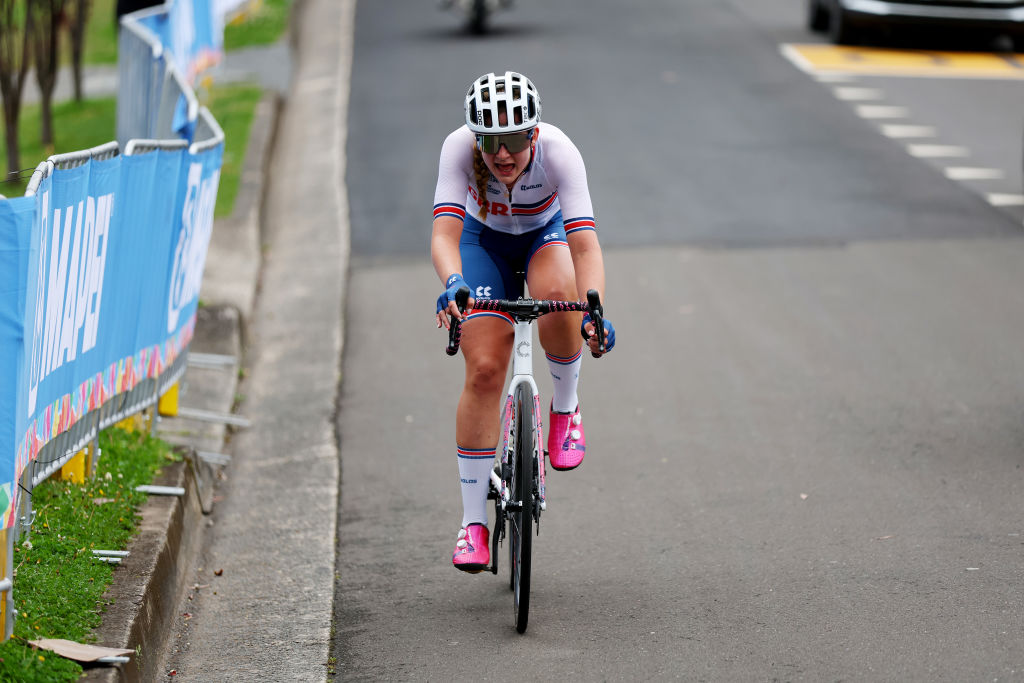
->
[548,403,585,471]
[452,523,489,573]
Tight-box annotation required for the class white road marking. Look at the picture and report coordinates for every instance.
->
[906,144,970,158]
[944,167,1005,181]
[856,105,910,119]
[814,73,858,83]
[987,193,1024,207]
[833,87,884,101]
[880,124,937,138]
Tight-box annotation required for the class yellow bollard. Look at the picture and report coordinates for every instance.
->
[59,450,87,484]
[114,413,145,433]
[158,382,179,417]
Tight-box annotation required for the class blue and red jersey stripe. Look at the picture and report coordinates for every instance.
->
[564,217,596,235]
[433,203,466,220]
[511,192,557,216]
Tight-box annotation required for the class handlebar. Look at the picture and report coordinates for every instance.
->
[446,287,606,358]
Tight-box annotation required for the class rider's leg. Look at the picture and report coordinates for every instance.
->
[527,244,588,470]
[456,316,513,527]
[527,244,584,410]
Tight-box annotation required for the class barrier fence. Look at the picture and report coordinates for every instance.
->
[0,0,225,644]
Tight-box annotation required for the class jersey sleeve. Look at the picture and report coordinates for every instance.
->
[432,127,475,223]
[542,125,597,236]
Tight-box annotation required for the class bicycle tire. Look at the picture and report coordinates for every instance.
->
[509,383,533,633]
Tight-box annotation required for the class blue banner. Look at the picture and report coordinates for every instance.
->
[139,0,222,85]
[0,197,34,523]
[2,140,222,529]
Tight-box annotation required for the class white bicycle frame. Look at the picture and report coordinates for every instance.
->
[490,319,547,511]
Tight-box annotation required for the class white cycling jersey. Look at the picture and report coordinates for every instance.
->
[432,122,597,237]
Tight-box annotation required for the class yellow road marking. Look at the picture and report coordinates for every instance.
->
[782,44,1024,79]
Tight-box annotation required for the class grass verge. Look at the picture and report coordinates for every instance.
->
[223,0,294,51]
[0,428,181,682]
[80,0,292,63]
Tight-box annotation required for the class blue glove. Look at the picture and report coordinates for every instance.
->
[437,273,469,315]
[581,313,615,352]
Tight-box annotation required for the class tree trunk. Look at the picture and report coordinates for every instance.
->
[32,0,65,150]
[3,104,21,184]
[69,0,88,101]
[0,0,34,183]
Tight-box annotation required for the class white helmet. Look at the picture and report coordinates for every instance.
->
[464,71,541,134]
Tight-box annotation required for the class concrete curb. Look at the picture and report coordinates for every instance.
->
[79,88,279,682]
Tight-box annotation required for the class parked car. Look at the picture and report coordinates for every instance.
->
[808,0,1024,48]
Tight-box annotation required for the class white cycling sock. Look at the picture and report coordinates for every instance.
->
[458,446,494,527]
[546,347,583,413]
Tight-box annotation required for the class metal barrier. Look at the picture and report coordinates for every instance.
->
[116,5,199,146]
[192,106,226,155]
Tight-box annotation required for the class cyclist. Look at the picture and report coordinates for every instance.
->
[432,71,616,572]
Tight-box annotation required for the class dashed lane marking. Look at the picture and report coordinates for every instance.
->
[856,105,910,119]
[833,86,884,101]
[880,124,937,138]
[987,193,1024,206]
[944,167,1006,181]
[782,44,1024,79]
[906,144,971,158]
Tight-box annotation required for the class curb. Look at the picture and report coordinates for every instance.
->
[79,88,279,682]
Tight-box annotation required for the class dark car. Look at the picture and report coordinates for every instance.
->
[808,0,1024,48]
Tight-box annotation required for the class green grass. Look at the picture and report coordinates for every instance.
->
[0,428,180,682]
[0,83,262,219]
[77,0,293,64]
[223,0,293,51]
[204,83,263,218]
[81,0,118,65]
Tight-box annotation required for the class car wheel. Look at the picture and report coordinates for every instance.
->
[808,0,829,33]
[828,1,861,45]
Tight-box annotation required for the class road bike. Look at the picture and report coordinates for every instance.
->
[446,286,606,633]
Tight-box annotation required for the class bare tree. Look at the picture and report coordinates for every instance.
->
[67,0,88,101]
[31,0,68,151]
[0,0,34,182]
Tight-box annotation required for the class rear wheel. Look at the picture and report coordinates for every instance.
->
[469,0,488,34]
[508,383,533,633]
[828,1,861,45]
[807,0,828,32]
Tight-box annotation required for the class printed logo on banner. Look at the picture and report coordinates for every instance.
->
[27,189,114,416]
[167,162,219,333]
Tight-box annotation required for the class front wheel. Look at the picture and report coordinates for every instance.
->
[509,383,534,633]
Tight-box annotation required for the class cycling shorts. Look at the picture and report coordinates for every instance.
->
[460,211,567,325]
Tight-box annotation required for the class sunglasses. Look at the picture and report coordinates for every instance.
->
[476,130,533,155]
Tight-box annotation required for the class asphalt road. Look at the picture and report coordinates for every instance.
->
[336,0,1024,679]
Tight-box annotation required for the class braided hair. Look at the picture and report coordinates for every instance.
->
[472,144,491,221]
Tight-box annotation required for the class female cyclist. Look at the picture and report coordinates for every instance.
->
[432,71,616,572]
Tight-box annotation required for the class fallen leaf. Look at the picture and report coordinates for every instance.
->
[28,639,132,663]
[214,568,223,576]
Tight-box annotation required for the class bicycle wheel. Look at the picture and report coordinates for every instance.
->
[508,383,534,633]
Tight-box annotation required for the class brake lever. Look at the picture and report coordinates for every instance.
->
[586,289,605,358]
[446,286,471,356]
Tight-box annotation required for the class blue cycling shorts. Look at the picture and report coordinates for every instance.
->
[460,211,567,324]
